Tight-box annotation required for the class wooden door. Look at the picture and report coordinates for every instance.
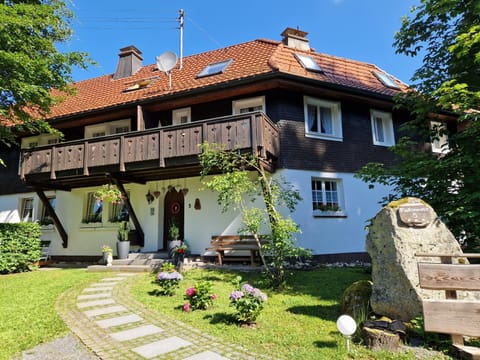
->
[163,187,184,249]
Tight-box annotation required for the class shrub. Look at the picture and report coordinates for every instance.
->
[229,277,267,324]
[183,281,217,311]
[0,223,41,274]
[156,262,183,296]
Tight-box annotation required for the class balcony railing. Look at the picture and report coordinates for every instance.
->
[20,112,279,188]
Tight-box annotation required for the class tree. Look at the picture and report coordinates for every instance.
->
[199,142,311,288]
[356,0,480,250]
[0,0,91,163]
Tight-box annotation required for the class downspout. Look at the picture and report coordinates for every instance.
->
[35,188,69,248]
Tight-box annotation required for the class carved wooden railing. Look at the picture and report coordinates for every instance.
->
[20,112,279,180]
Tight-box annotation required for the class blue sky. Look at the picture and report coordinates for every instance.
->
[64,0,422,84]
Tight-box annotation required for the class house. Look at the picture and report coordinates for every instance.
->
[0,28,415,262]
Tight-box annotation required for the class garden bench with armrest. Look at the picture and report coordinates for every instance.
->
[205,235,265,266]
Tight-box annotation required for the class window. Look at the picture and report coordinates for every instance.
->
[172,107,191,125]
[373,71,400,89]
[304,96,342,140]
[83,192,103,223]
[232,96,265,114]
[20,134,59,149]
[311,178,345,216]
[431,121,449,154]
[110,202,129,222]
[20,198,34,222]
[40,196,56,226]
[295,54,323,72]
[370,110,395,146]
[84,119,131,139]
[197,59,232,78]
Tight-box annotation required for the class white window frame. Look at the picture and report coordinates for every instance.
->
[84,119,131,139]
[39,196,56,226]
[20,197,34,222]
[311,178,346,217]
[172,107,191,125]
[82,192,103,224]
[304,96,342,141]
[370,110,395,146]
[232,96,265,115]
[21,134,59,149]
[430,121,449,154]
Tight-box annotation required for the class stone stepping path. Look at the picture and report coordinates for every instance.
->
[55,273,268,360]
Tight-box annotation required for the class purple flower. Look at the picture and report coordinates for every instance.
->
[241,283,255,295]
[253,288,268,302]
[186,287,196,297]
[229,290,244,301]
[157,271,183,281]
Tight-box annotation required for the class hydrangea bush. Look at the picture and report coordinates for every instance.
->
[156,262,183,296]
[183,281,217,311]
[229,279,267,324]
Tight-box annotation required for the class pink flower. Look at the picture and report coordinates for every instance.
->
[211,293,218,300]
[186,287,196,297]
[183,303,190,312]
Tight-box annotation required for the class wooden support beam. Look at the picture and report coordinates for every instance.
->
[137,105,145,131]
[35,189,68,248]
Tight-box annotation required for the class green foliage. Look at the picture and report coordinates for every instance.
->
[199,142,311,289]
[229,276,267,324]
[0,222,41,274]
[358,0,480,250]
[117,221,129,241]
[184,281,217,311]
[155,263,183,296]
[0,1,92,151]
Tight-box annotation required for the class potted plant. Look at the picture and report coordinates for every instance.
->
[116,221,130,259]
[168,221,181,256]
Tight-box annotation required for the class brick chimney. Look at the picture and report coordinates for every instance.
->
[113,45,143,80]
[281,27,310,51]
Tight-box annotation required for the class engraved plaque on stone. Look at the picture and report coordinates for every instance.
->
[398,203,431,227]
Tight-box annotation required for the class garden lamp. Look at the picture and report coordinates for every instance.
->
[336,314,357,352]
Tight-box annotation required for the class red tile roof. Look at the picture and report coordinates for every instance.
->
[48,38,408,120]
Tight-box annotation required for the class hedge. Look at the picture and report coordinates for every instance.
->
[0,223,41,274]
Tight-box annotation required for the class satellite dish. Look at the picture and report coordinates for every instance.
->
[156,51,177,73]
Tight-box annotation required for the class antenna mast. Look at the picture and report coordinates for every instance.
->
[178,9,184,70]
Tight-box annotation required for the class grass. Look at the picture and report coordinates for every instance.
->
[131,267,439,360]
[0,269,104,360]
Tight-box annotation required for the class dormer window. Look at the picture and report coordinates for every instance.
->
[84,119,131,139]
[232,96,265,114]
[197,59,232,78]
[295,54,323,73]
[21,134,59,149]
[373,71,400,89]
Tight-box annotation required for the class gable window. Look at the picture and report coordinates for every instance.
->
[370,110,395,146]
[311,178,345,216]
[172,107,191,125]
[431,121,449,154]
[20,198,34,222]
[304,96,342,141]
[232,96,265,114]
[21,134,59,149]
[84,119,131,139]
[83,192,103,223]
[40,196,56,226]
[295,54,323,72]
[197,59,232,78]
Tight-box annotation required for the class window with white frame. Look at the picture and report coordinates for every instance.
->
[20,198,34,222]
[370,110,395,146]
[172,107,191,125]
[84,119,130,139]
[232,96,265,114]
[83,192,103,223]
[21,134,59,149]
[430,121,449,154]
[304,96,342,140]
[311,178,345,215]
[39,196,56,226]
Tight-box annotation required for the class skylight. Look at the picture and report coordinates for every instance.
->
[295,53,323,72]
[373,71,400,89]
[197,59,233,78]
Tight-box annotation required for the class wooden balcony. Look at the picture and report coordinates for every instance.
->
[20,112,279,190]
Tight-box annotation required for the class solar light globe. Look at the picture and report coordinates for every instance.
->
[336,315,357,336]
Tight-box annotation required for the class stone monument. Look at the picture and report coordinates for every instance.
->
[366,197,470,321]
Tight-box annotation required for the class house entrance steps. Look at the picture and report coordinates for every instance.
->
[56,273,267,359]
[87,252,169,273]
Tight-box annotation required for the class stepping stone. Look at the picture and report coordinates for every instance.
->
[110,324,163,341]
[184,351,230,360]
[90,282,119,287]
[95,314,143,329]
[132,336,192,358]
[83,286,114,293]
[101,277,126,282]
[77,299,115,309]
[77,292,112,300]
[84,305,127,318]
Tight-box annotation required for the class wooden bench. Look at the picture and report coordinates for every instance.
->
[205,235,265,266]
[417,253,480,359]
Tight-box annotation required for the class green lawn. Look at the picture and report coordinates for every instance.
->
[0,269,104,360]
[131,267,441,360]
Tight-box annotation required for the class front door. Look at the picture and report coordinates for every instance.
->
[163,187,184,249]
